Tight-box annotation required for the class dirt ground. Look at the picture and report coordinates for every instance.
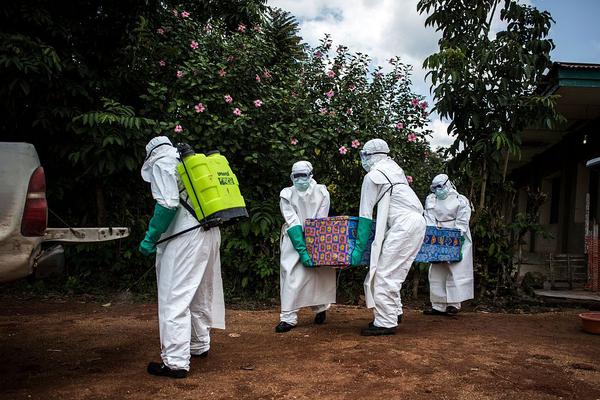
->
[1,300,600,400]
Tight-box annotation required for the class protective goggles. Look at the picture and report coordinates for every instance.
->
[359,150,388,161]
[430,178,449,192]
[291,172,311,179]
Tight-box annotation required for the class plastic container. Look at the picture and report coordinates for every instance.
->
[579,312,600,334]
[177,147,248,223]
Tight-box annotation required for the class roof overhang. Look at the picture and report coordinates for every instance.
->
[508,62,600,173]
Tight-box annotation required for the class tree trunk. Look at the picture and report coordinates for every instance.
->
[502,150,510,183]
[479,159,487,210]
[96,183,106,226]
[412,266,421,299]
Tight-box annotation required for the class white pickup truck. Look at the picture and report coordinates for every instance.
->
[0,142,129,283]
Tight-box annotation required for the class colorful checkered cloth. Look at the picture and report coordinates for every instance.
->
[304,216,373,268]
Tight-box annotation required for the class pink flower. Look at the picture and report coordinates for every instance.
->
[176,70,184,78]
[314,50,323,59]
[339,146,348,155]
[406,175,413,184]
[395,73,403,80]
[219,68,226,77]
[348,83,356,92]
[351,139,360,149]
[325,90,334,98]
[327,70,336,78]
[253,99,263,108]
[395,122,404,130]
[237,23,247,33]
[233,108,242,116]
[290,138,298,145]
[157,28,165,35]
[319,107,328,115]
[172,9,178,16]
[424,151,430,158]
[194,103,205,113]
[291,91,297,97]
[374,72,383,79]
[224,95,233,104]
[174,125,183,133]
[420,101,428,110]
[255,74,261,82]
[159,60,166,67]
[252,25,262,33]
[346,108,353,116]
[407,133,417,142]
[190,40,199,49]
[181,11,190,18]
[262,70,272,79]
[411,98,419,107]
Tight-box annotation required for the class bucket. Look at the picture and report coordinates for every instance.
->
[579,312,600,334]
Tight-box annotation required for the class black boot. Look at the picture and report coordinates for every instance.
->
[191,350,209,358]
[314,310,327,325]
[397,314,403,324]
[423,306,448,316]
[147,362,187,379]
[446,306,460,315]
[361,324,396,336]
[275,321,295,333]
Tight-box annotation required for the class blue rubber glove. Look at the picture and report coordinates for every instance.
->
[139,203,177,256]
[350,217,373,266]
[287,225,314,267]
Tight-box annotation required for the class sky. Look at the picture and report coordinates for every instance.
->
[268,0,600,148]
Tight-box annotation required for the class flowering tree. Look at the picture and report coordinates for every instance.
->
[136,9,441,295]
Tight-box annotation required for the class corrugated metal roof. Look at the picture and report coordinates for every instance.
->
[555,62,600,70]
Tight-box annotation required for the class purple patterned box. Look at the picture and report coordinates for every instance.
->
[304,216,373,268]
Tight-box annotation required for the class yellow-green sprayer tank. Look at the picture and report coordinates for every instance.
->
[176,144,248,224]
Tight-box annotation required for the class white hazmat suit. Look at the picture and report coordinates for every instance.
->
[357,139,426,330]
[141,136,225,372]
[279,161,336,326]
[425,174,474,312]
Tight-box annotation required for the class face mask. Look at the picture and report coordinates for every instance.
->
[435,187,450,200]
[293,177,311,192]
[361,158,371,172]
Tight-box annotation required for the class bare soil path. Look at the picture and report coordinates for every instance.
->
[1,300,599,400]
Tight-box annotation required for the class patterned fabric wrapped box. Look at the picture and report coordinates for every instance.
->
[414,226,462,263]
[304,216,374,268]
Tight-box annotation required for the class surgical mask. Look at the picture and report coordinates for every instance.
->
[293,178,310,192]
[435,187,450,200]
[361,158,371,172]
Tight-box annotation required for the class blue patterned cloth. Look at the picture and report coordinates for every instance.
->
[414,226,462,263]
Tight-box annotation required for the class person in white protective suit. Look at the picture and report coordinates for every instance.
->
[423,174,474,316]
[139,136,225,378]
[351,139,426,336]
[276,160,336,333]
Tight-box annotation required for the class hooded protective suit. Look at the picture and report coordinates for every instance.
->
[141,136,225,371]
[425,174,474,311]
[279,161,335,325]
[355,139,426,328]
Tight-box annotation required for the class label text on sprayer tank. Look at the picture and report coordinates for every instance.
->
[217,171,235,185]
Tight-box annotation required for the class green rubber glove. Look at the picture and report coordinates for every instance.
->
[139,203,177,256]
[459,235,466,262]
[351,217,373,266]
[287,225,313,267]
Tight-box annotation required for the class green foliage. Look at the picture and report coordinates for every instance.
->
[417,0,562,298]
[2,1,442,301]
